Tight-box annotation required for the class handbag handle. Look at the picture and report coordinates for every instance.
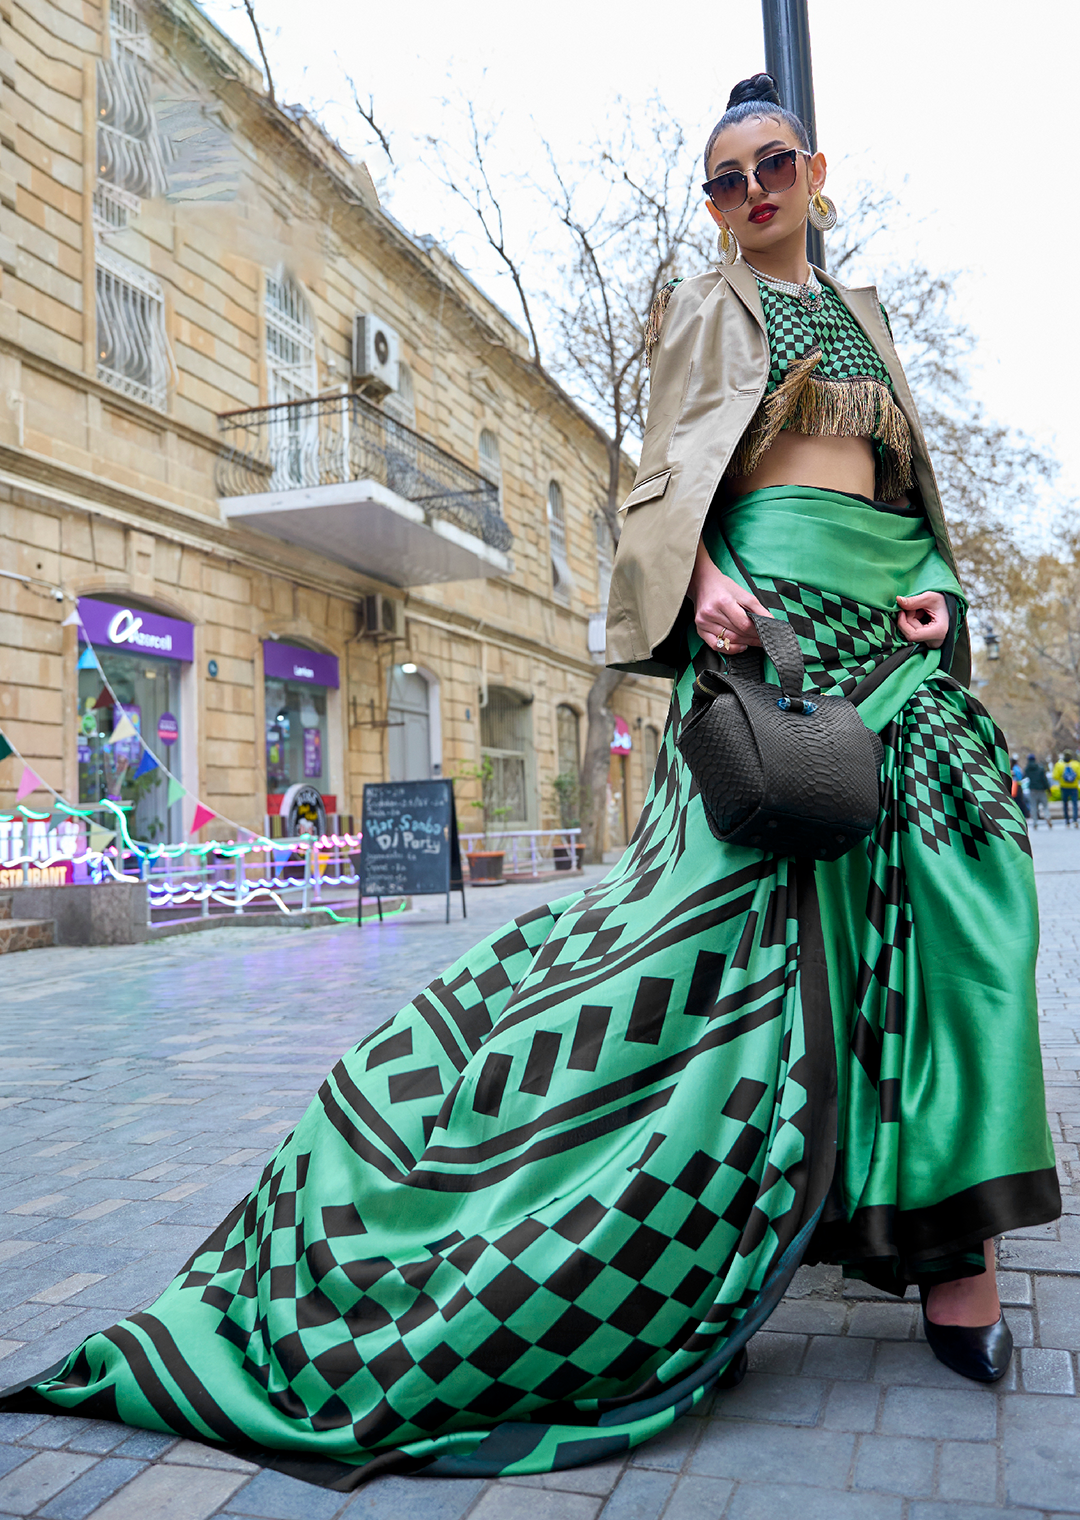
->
[747,611,810,708]
[716,524,810,708]
[714,517,921,712]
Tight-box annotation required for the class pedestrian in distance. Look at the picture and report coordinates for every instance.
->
[1025,752,1052,828]
[1054,750,1080,826]
[4,70,1059,1481]
[1011,756,1031,822]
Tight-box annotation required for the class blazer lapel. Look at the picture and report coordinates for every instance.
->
[723,261,767,333]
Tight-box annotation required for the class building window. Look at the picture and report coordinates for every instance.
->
[95,0,164,232]
[383,362,416,428]
[548,479,572,603]
[556,704,580,777]
[479,428,501,485]
[644,722,660,780]
[95,246,173,409]
[481,686,534,828]
[595,513,613,610]
[265,273,317,403]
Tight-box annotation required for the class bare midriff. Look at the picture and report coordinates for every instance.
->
[724,432,877,502]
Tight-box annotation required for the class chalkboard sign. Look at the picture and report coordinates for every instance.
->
[358,779,466,924]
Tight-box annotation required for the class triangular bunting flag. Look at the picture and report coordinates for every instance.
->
[0,735,12,765]
[190,802,216,834]
[61,610,81,627]
[107,714,138,746]
[134,748,159,779]
[167,777,186,807]
[88,825,115,853]
[77,647,98,671]
[93,686,113,711]
[16,767,44,802]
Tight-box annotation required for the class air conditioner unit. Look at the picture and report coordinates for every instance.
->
[359,593,405,640]
[352,313,400,394]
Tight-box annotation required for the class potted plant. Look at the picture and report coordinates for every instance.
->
[551,771,583,870]
[456,757,509,885]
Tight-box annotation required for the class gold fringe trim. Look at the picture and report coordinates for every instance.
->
[644,282,679,369]
[728,353,914,500]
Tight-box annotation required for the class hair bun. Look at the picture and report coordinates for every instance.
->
[725,73,782,111]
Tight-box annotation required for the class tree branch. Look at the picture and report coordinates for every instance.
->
[242,0,275,107]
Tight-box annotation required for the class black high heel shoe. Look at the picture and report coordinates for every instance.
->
[715,1345,749,1392]
[919,1285,1013,1383]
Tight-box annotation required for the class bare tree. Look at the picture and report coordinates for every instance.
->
[242,0,275,107]
[829,187,1056,609]
[541,104,705,860]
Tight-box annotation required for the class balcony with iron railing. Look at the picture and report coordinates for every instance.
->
[216,392,513,585]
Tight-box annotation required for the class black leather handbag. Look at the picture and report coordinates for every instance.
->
[677,540,916,862]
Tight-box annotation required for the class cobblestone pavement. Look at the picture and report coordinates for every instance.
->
[0,834,1078,1520]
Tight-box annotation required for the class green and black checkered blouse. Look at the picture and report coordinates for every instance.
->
[728,279,913,500]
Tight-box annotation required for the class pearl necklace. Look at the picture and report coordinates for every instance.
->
[743,259,824,313]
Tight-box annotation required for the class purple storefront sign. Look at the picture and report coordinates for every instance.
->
[262,640,339,688]
[78,599,194,663]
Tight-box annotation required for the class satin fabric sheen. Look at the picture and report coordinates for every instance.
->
[6,488,1058,1481]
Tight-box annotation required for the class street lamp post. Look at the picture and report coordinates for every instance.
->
[761,0,825,270]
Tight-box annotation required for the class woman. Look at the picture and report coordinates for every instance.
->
[5,75,1059,1483]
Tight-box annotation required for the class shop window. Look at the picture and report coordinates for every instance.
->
[548,480,572,603]
[265,680,328,792]
[78,646,183,844]
[95,247,174,410]
[481,686,534,827]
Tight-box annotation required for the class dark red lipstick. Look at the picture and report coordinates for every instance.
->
[748,204,778,224]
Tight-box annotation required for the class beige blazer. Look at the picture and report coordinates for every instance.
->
[606,261,970,686]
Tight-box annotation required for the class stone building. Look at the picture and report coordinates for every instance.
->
[0,0,669,855]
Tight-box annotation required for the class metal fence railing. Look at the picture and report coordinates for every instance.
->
[461,828,583,878]
[216,392,513,553]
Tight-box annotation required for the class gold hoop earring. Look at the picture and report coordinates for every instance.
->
[808,192,837,232]
[717,224,738,266]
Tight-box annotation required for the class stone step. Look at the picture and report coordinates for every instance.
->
[0,891,12,922]
[0,917,55,953]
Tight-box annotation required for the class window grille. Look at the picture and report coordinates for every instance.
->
[383,362,416,428]
[548,479,572,602]
[265,273,317,403]
[479,429,501,482]
[94,0,163,229]
[110,0,151,58]
[95,246,174,410]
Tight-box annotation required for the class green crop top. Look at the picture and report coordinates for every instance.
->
[646,275,915,502]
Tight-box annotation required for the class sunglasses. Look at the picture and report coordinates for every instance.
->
[702,148,811,213]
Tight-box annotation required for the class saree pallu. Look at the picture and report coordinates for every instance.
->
[8,487,1059,1487]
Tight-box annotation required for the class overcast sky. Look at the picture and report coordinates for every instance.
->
[197,0,1080,521]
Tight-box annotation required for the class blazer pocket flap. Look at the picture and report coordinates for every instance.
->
[618,469,672,514]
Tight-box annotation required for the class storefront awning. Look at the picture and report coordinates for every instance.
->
[219,479,512,586]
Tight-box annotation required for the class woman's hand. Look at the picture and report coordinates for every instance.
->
[689,539,773,653]
[896,592,949,649]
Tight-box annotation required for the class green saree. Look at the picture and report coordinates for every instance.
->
[6,487,1059,1487]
